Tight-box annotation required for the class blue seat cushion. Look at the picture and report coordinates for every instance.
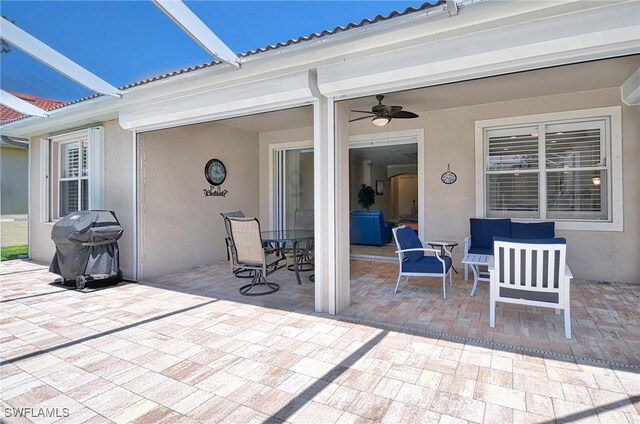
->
[402,255,452,274]
[470,218,511,249]
[468,246,494,256]
[395,226,423,262]
[511,221,555,239]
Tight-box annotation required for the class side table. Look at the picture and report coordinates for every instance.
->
[426,240,458,274]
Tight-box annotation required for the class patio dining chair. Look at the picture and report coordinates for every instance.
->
[221,211,252,278]
[291,209,314,271]
[227,217,287,296]
[392,226,453,299]
[489,237,572,339]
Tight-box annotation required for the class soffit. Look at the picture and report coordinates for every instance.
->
[346,56,640,116]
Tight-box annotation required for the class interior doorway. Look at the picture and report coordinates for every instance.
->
[348,137,421,260]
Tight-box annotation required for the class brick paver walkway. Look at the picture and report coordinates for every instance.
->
[1,260,639,423]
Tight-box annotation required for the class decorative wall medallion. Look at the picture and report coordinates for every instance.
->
[205,159,227,186]
[441,164,457,184]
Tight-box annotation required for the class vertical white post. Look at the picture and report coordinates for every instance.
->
[333,101,351,314]
[313,96,332,313]
[313,95,351,314]
[131,130,139,281]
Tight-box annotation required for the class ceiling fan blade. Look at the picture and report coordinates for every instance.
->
[350,110,375,114]
[390,105,403,112]
[390,111,419,119]
[349,115,375,122]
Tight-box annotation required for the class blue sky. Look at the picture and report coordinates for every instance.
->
[1,1,428,102]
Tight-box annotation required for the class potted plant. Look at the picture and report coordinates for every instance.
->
[357,184,376,210]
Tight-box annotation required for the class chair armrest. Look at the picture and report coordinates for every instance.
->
[488,256,495,272]
[395,248,439,254]
[564,264,573,279]
[464,236,471,253]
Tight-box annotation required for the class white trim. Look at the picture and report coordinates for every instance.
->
[621,67,640,106]
[88,127,104,209]
[474,106,623,231]
[26,138,31,258]
[153,0,240,68]
[38,138,49,223]
[0,90,48,117]
[132,130,139,281]
[0,19,121,97]
[348,129,426,241]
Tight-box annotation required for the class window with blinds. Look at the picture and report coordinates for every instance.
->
[58,139,89,217]
[485,119,609,222]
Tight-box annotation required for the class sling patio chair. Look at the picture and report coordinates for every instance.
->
[227,217,287,296]
[392,226,453,299]
[220,211,253,278]
[489,237,573,339]
[291,209,314,271]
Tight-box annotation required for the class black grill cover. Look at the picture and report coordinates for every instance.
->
[50,210,123,280]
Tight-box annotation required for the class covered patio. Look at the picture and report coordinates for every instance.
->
[2,259,638,423]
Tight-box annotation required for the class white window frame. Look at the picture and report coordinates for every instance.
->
[475,107,622,232]
[41,127,104,222]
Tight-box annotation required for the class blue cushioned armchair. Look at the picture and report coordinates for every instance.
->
[392,226,453,299]
[350,210,394,246]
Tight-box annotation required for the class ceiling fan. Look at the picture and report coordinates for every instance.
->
[350,94,419,126]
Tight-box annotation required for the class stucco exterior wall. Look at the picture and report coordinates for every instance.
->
[28,120,135,278]
[348,87,639,284]
[1,146,28,215]
[138,121,259,280]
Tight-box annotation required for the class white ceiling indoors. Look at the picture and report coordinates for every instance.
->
[219,56,639,133]
[350,143,417,167]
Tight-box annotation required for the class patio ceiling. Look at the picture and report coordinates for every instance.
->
[210,56,639,134]
[346,55,640,117]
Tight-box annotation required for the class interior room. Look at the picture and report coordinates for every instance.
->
[349,143,418,259]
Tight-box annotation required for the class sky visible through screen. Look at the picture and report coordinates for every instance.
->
[1,1,432,102]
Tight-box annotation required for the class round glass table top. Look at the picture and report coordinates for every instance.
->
[261,230,314,242]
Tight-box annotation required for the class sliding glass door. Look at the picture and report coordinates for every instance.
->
[273,147,314,230]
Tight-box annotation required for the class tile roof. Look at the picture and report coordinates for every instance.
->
[1,1,446,125]
[0,91,65,124]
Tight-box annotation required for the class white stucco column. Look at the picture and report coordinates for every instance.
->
[313,96,351,314]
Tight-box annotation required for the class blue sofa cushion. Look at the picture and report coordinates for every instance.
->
[468,246,494,256]
[470,218,511,249]
[510,222,555,239]
[402,255,452,274]
[395,226,424,262]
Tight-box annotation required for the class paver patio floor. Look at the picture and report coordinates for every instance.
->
[1,259,639,423]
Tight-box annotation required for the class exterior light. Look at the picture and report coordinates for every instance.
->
[372,116,390,126]
[592,176,601,186]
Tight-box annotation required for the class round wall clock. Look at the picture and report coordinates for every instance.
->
[441,164,457,184]
[205,159,227,186]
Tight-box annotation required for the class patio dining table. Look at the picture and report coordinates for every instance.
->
[261,230,314,285]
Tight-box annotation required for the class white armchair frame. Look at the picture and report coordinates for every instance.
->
[392,226,453,299]
[489,239,573,339]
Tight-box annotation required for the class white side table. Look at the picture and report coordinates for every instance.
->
[462,253,492,296]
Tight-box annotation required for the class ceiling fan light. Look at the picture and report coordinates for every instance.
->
[372,116,390,126]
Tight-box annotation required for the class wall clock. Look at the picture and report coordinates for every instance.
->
[205,159,227,186]
[441,163,457,184]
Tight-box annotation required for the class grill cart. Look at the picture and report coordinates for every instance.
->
[50,210,123,289]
